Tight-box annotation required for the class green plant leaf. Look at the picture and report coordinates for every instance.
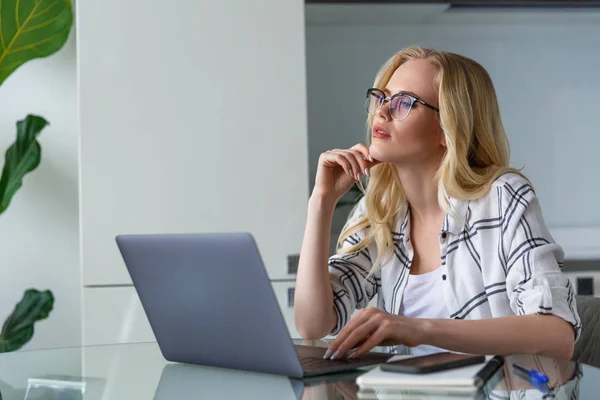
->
[0,0,73,86]
[0,114,48,215]
[0,289,54,352]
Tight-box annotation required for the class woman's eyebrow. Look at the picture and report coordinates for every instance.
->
[383,88,420,98]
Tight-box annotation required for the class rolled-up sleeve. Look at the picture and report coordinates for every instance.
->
[502,180,581,342]
[328,199,380,335]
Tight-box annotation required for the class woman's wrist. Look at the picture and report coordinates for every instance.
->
[308,191,338,212]
[388,315,435,348]
[412,317,436,347]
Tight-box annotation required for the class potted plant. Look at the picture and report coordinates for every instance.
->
[0,0,73,353]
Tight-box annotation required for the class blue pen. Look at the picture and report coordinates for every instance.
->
[512,363,551,393]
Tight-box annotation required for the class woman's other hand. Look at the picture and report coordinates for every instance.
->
[312,143,379,203]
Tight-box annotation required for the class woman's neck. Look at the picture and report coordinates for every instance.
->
[395,162,445,226]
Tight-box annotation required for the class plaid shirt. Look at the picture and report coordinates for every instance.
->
[329,173,581,352]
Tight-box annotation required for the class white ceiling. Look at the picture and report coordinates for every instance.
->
[304,3,600,25]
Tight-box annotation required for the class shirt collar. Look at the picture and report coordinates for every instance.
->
[444,197,469,236]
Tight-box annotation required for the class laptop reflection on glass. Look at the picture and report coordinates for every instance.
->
[153,363,304,400]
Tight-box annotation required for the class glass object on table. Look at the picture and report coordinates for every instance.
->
[23,375,105,400]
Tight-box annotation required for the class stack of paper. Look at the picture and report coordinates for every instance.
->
[356,355,495,400]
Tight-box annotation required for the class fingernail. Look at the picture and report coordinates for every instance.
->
[330,350,340,360]
[368,155,374,162]
[323,348,332,360]
[346,348,358,359]
[364,168,370,177]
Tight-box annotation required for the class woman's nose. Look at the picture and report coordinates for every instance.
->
[375,100,391,121]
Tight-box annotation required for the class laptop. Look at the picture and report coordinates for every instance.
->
[116,232,391,378]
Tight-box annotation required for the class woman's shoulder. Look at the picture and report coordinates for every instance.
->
[490,171,533,192]
[466,171,534,211]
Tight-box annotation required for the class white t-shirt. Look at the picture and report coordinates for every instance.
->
[399,266,451,356]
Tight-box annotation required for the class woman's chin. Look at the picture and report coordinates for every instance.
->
[369,146,396,163]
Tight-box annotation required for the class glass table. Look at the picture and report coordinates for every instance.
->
[0,340,598,399]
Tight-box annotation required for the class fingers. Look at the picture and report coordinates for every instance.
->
[329,150,364,180]
[351,143,381,165]
[320,144,379,181]
[350,323,388,359]
[330,316,380,360]
[348,149,371,177]
[350,143,371,162]
[319,151,353,178]
[328,308,371,350]
[325,308,377,359]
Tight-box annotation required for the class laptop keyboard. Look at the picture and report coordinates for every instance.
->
[295,345,391,374]
[300,356,360,371]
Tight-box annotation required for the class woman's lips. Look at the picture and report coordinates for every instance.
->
[372,124,391,139]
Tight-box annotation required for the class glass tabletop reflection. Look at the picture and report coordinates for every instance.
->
[0,340,597,400]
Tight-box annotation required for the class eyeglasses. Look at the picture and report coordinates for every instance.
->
[365,88,439,121]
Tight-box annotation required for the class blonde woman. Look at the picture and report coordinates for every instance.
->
[294,47,580,361]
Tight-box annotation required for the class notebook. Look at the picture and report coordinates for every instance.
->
[356,355,497,396]
[357,388,477,400]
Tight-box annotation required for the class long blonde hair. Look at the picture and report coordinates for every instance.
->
[338,46,526,273]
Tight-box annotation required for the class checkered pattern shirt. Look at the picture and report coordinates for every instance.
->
[328,173,581,352]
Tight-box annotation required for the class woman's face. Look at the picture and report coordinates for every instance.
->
[369,59,445,166]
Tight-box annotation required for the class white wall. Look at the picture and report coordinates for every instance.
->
[78,0,309,287]
[77,0,309,345]
[305,7,600,250]
[0,29,80,350]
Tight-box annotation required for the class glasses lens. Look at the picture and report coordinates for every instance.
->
[366,90,384,115]
[390,95,413,120]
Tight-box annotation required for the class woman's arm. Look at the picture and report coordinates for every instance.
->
[294,194,338,339]
[326,308,574,361]
[295,144,377,340]
[295,194,379,340]
[422,314,575,359]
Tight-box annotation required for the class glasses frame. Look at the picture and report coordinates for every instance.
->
[366,88,440,121]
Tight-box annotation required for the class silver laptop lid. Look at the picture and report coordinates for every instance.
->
[116,233,303,377]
